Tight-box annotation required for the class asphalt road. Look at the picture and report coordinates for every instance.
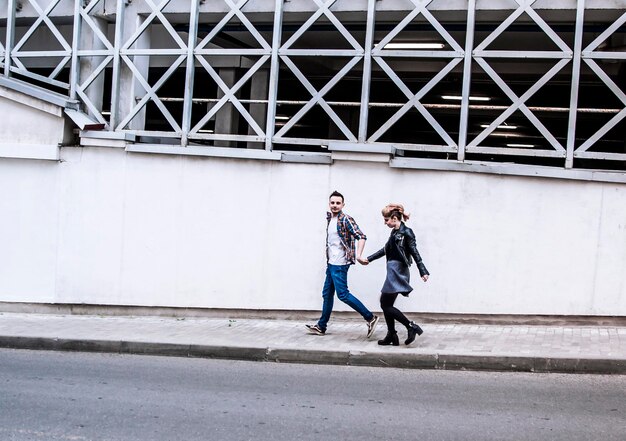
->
[0,349,624,441]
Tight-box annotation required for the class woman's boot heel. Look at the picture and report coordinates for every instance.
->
[405,322,423,345]
[378,331,399,346]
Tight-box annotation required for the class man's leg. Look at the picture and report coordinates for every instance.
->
[317,265,335,331]
[331,265,374,321]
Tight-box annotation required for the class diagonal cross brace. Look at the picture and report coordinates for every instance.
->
[122,0,187,52]
[13,0,72,54]
[368,56,461,146]
[469,57,570,151]
[116,54,186,132]
[79,4,115,53]
[281,0,362,52]
[374,0,463,54]
[76,55,114,125]
[475,0,570,54]
[190,55,270,137]
[583,10,626,55]
[196,0,270,51]
[576,59,626,153]
[275,55,360,142]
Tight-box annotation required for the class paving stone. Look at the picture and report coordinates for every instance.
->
[0,312,625,373]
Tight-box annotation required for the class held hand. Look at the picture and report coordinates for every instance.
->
[422,274,429,282]
[357,257,369,265]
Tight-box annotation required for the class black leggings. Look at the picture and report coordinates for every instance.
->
[380,293,410,333]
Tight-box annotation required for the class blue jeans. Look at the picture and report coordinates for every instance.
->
[317,264,374,331]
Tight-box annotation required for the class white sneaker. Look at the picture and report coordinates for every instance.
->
[366,315,379,338]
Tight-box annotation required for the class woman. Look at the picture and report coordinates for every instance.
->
[358,204,429,346]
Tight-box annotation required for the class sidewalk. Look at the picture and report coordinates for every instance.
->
[0,312,625,374]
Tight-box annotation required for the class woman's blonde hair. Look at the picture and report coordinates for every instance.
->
[382,203,410,221]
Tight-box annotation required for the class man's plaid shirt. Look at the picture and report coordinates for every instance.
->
[326,211,367,265]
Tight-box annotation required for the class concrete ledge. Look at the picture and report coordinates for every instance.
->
[0,77,78,110]
[127,144,282,161]
[391,157,626,184]
[0,143,60,161]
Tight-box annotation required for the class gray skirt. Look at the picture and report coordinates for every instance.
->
[381,260,413,295]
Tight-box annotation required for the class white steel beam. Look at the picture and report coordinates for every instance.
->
[457,0,476,162]
[565,0,585,168]
[265,0,284,151]
[182,0,201,146]
[109,0,126,129]
[357,0,376,143]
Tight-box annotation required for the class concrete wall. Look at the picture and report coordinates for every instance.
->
[0,91,72,163]
[1,142,625,316]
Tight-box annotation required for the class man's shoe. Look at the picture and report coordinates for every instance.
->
[366,315,379,338]
[305,324,325,335]
[405,321,423,345]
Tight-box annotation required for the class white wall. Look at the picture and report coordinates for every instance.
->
[1,144,625,316]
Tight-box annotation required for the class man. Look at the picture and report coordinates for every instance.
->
[306,191,379,337]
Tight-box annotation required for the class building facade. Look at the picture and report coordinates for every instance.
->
[1,0,625,316]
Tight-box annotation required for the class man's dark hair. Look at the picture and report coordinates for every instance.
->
[329,190,344,202]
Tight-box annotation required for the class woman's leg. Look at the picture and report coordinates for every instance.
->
[380,293,398,332]
[379,293,401,346]
[380,293,411,330]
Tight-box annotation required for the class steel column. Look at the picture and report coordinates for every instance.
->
[110,0,127,130]
[182,0,201,146]
[69,0,82,100]
[457,0,476,162]
[357,0,376,143]
[4,0,17,78]
[265,0,284,150]
[565,0,585,169]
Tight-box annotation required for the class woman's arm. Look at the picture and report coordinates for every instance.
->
[405,228,429,278]
[366,247,385,263]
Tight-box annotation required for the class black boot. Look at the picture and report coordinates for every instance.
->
[405,321,423,345]
[378,331,399,346]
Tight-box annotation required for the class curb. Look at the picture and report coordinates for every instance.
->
[1,336,625,375]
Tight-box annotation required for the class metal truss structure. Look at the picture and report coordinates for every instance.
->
[1,0,625,175]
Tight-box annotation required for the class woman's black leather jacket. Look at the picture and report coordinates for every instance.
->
[367,223,429,277]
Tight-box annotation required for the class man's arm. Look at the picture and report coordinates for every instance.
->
[345,215,367,241]
[356,238,366,260]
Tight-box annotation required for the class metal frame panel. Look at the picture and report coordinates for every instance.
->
[115,0,188,134]
[467,0,573,158]
[273,0,364,144]
[188,0,273,144]
[573,9,626,161]
[366,0,464,150]
[70,0,116,126]
[8,0,73,90]
[0,0,623,177]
